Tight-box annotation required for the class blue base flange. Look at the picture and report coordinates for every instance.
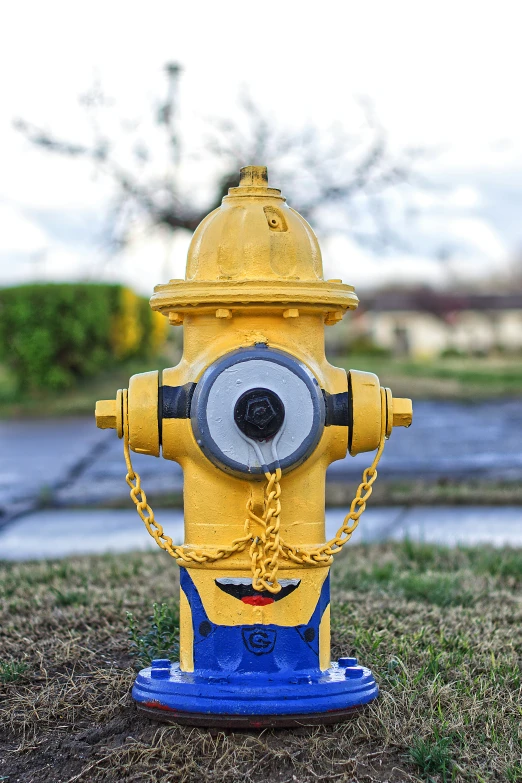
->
[132,657,378,727]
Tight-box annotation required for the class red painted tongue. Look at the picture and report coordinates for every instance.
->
[241,595,274,606]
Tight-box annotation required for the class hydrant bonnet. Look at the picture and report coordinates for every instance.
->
[150,165,359,317]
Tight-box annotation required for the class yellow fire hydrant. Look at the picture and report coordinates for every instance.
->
[96,166,412,727]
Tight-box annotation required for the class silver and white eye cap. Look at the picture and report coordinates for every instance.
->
[191,345,325,477]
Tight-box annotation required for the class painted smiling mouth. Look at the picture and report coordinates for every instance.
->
[215,577,301,605]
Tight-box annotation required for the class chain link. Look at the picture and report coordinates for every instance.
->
[247,468,283,594]
[278,435,385,567]
[122,389,386,591]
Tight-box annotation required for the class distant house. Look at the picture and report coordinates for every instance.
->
[335,290,522,358]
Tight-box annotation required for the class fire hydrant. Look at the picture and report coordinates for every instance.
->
[95,166,412,727]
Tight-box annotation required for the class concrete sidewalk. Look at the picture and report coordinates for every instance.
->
[1,505,521,561]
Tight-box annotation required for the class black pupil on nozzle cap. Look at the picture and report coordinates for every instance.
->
[234,388,285,442]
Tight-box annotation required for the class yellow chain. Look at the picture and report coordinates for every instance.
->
[277,396,387,568]
[247,468,283,594]
[122,389,386,590]
[122,391,251,566]
[279,435,384,566]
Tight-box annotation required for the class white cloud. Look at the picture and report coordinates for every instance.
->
[323,235,448,292]
[447,218,506,260]
[447,187,482,209]
[0,203,48,253]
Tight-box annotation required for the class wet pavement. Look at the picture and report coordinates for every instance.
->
[1,505,521,560]
[335,398,522,481]
[0,418,107,519]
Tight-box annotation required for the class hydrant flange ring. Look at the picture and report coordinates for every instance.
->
[191,346,325,477]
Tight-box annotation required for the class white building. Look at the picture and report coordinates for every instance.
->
[330,291,522,359]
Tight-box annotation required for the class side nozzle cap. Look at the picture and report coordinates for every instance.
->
[348,370,413,455]
[95,375,159,455]
[95,399,116,429]
[127,371,160,457]
[95,389,124,437]
[348,370,382,455]
[392,398,413,428]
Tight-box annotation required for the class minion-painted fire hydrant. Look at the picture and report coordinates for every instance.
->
[95,166,412,727]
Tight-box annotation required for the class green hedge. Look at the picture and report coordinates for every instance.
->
[0,283,167,393]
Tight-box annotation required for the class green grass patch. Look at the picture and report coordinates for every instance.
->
[51,587,90,607]
[346,565,474,606]
[467,547,522,583]
[399,571,474,607]
[408,733,454,781]
[0,349,180,419]
[335,352,522,398]
[0,659,28,683]
[505,763,522,782]
[340,541,483,606]
[127,601,179,667]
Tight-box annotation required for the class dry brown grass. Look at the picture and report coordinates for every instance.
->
[1,542,521,782]
[326,478,522,507]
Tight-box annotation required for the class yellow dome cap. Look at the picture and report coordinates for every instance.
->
[186,165,323,282]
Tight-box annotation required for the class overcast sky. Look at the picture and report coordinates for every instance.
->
[2,0,522,295]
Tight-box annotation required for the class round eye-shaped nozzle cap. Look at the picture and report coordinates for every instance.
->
[234,387,285,442]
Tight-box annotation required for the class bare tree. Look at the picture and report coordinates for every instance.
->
[15,64,431,256]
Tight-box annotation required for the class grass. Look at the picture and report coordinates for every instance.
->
[0,542,521,782]
[0,349,180,419]
[51,587,90,607]
[127,602,180,667]
[0,659,28,684]
[326,477,522,507]
[408,733,453,781]
[335,352,522,399]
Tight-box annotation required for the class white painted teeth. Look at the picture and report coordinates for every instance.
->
[215,577,300,587]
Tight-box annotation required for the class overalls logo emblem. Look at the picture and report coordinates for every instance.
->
[242,627,277,655]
